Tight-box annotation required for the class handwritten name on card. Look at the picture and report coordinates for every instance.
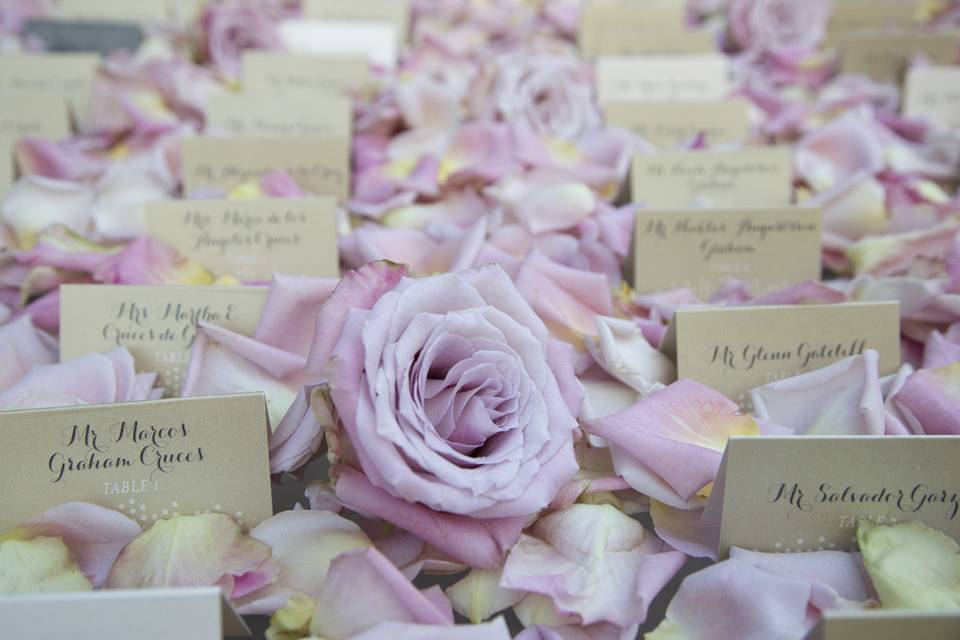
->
[302,0,410,36]
[597,55,730,103]
[242,52,372,95]
[205,92,351,138]
[180,136,349,200]
[827,0,920,37]
[145,197,339,280]
[839,30,959,85]
[661,302,901,408]
[578,0,712,57]
[603,99,750,148]
[0,54,98,121]
[58,0,170,22]
[0,394,273,532]
[631,147,793,209]
[713,436,960,559]
[903,66,960,130]
[59,285,268,394]
[630,207,821,299]
[806,610,960,640]
[0,93,71,142]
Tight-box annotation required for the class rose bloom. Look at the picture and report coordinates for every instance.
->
[728,0,830,54]
[471,51,601,140]
[307,262,582,568]
[199,1,281,80]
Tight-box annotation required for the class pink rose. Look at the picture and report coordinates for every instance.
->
[471,51,601,140]
[307,262,583,568]
[728,0,830,54]
[200,1,281,80]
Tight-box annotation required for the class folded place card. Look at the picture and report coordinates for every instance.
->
[59,285,268,394]
[242,52,372,95]
[631,147,793,209]
[277,19,397,69]
[826,0,920,37]
[805,610,960,640]
[0,393,273,532]
[0,588,250,640]
[180,136,350,201]
[205,91,352,138]
[629,206,821,298]
[57,0,172,22]
[660,301,901,408]
[0,53,99,121]
[838,30,959,85]
[23,19,145,56]
[597,55,730,103]
[711,436,960,559]
[603,99,750,148]
[903,65,960,130]
[578,0,713,57]
[1,93,71,195]
[302,0,410,37]
[144,197,340,280]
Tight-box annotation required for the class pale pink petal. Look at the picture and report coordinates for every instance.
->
[795,114,885,191]
[649,501,719,561]
[21,502,141,588]
[892,362,960,435]
[585,316,676,395]
[309,547,451,638]
[750,351,886,436]
[0,315,57,390]
[351,618,512,640]
[585,380,760,508]
[501,504,685,628]
[446,568,526,623]
[254,274,338,356]
[2,176,95,244]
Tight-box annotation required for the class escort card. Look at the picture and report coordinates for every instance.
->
[59,285,268,394]
[630,207,821,299]
[144,197,340,280]
[631,147,793,208]
[903,65,960,130]
[23,19,144,55]
[205,91,352,138]
[827,0,920,37]
[838,30,960,85]
[180,136,349,201]
[660,301,901,408]
[1,93,71,144]
[302,0,410,37]
[277,20,397,69]
[58,0,170,22]
[578,0,712,57]
[711,436,960,559]
[243,52,372,95]
[0,393,273,533]
[597,54,730,105]
[597,55,730,103]
[806,610,960,640]
[604,99,750,148]
[0,53,99,121]
[0,588,250,640]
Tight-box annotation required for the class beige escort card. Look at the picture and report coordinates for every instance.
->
[243,52,372,95]
[838,30,960,85]
[597,55,730,103]
[206,91,352,138]
[604,99,750,148]
[0,393,273,533]
[903,65,960,130]
[303,0,410,37]
[180,136,350,201]
[660,301,901,407]
[806,610,960,640]
[0,93,70,195]
[59,285,268,394]
[578,0,713,57]
[827,0,920,37]
[711,436,960,560]
[58,0,169,22]
[1,588,251,640]
[631,147,793,208]
[630,207,821,298]
[145,197,339,280]
[0,53,98,121]
[278,19,398,69]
